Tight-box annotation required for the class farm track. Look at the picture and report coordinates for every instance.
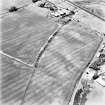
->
[1,20,103,105]
[20,22,102,105]
[69,38,103,105]
[20,24,64,105]
[0,51,34,68]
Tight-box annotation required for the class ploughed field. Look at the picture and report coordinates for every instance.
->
[0,8,102,105]
[23,22,102,105]
[1,54,33,105]
[1,9,58,65]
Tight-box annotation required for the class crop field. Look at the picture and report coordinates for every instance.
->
[20,22,102,105]
[1,54,33,105]
[0,0,105,105]
[1,14,102,105]
[1,9,58,65]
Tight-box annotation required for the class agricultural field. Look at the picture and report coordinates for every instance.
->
[0,0,105,105]
[1,9,58,65]
[1,54,33,105]
[23,21,102,105]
